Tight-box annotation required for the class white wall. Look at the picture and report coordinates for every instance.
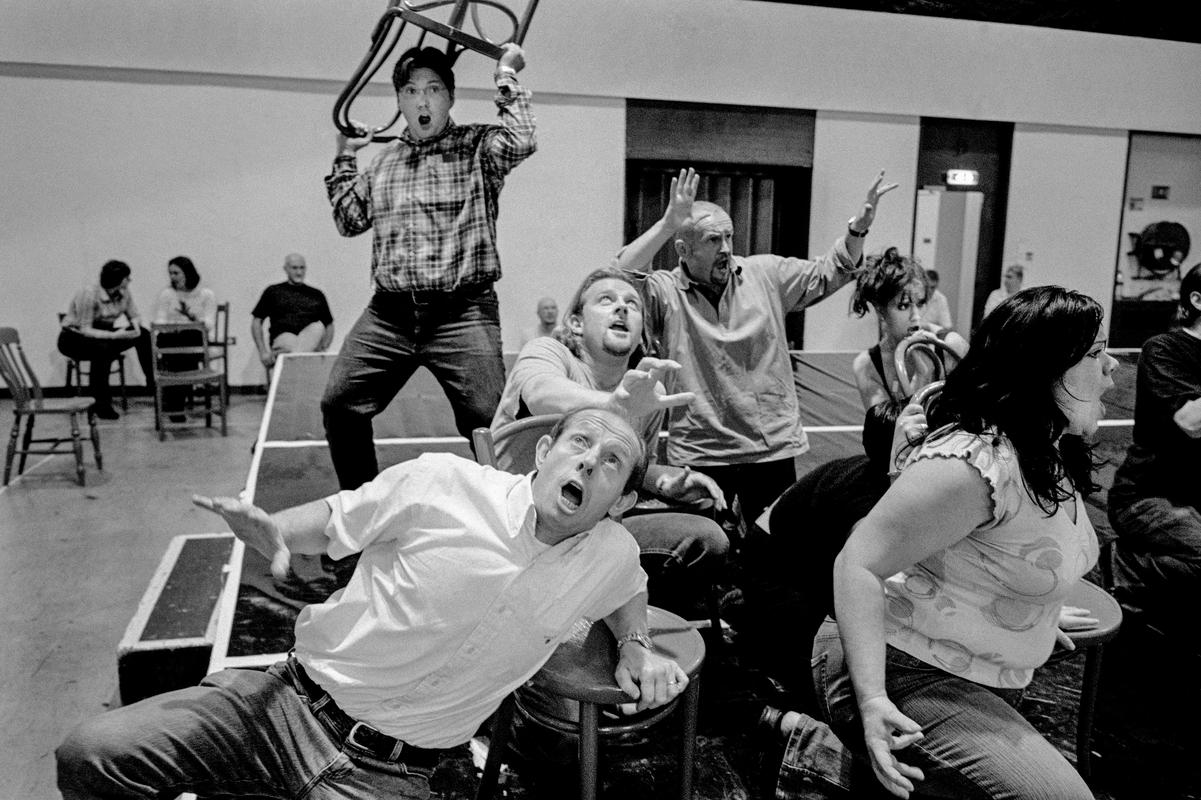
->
[803,112,921,351]
[4,0,1201,384]
[1003,125,1130,333]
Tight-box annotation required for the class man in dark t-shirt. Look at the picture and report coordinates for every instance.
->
[250,253,335,371]
[1110,262,1201,635]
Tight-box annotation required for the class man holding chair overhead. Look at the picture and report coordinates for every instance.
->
[57,407,687,800]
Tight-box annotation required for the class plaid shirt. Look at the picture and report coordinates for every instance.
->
[325,75,536,292]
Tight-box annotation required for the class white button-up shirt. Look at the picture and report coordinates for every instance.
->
[294,453,646,748]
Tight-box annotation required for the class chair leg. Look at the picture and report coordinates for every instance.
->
[88,409,103,471]
[1077,645,1104,779]
[578,701,600,800]
[4,414,20,486]
[476,694,516,800]
[219,379,228,436]
[204,382,213,428]
[116,358,128,411]
[18,413,36,474]
[678,675,701,800]
[154,383,165,441]
[69,411,86,486]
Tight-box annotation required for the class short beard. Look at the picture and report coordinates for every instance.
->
[601,336,634,358]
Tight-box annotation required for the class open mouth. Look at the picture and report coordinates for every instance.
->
[609,320,629,332]
[418,114,431,126]
[560,480,584,511]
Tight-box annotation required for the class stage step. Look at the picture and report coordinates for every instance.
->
[117,533,236,705]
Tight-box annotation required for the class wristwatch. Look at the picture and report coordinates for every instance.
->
[847,218,869,238]
[615,631,654,651]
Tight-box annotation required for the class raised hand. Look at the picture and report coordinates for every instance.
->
[663,168,699,232]
[336,118,378,155]
[851,170,900,232]
[192,494,291,579]
[610,357,695,421]
[497,42,526,73]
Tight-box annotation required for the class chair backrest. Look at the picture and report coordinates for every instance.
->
[213,301,230,345]
[472,413,561,474]
[0,327,42,408]
[150,322,213,373]
[894,337,961,398]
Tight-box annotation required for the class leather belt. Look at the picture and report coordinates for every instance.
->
[286,655,444,769]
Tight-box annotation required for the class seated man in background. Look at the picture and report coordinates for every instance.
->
[518,295,559,348]
[58,407,687,800]
[494,267,729,614]
[58,259,154,420]
[1109,261,1201,638]
[250,252,335,373]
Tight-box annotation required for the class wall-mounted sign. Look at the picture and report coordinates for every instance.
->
[1151,185,1170,199]
[945,169,980,187]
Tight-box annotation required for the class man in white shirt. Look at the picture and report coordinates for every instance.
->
[923,268,954,330]
[57,407,685,800]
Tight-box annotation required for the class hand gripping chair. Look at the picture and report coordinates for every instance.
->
[471,415,707,800]
[0,327,102,486]
[149,322,228,441]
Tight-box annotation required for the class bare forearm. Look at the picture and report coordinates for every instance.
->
[832,551,891,708]
[603,592,650,643]
[272,499,334,555]
[613,218,675,273]
[521,374,619,416]
[250,319,269,355]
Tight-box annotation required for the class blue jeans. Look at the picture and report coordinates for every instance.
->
[801,619,1093,800]
[56,660,434,800]
[321,285,506,491]
[1110,495,1201,634]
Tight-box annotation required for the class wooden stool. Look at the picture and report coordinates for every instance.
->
[1063,578,1123,778]
[479,606,705,800]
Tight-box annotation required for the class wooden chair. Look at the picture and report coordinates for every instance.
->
[58,312,129,411]
[0,327,102,486]
[477,608,705,800]
[150,323,227,442]
[206,302,236,407]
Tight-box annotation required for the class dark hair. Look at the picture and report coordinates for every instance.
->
[851,247,928,318]
[863,399,904,474]
[392,47,456,96]
[99,260,131,290]
[1180,262,1201,325]
[168,256,200,291]
[556,267,644,362]
[548,407,648,494]
[926,285,1104,514]
[925,268,940,282]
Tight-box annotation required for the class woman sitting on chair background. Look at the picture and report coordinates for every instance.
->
[850,247,967,411]
[152,256,216,421]
[816,285,1115,799]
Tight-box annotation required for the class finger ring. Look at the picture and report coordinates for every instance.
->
[668,680,679,685]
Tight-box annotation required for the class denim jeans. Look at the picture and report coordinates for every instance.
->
[56,662,434,800]
[805,619,1093,800]
[623,510,728,617]
[321,285,506,491]
[1110,495,1201,633]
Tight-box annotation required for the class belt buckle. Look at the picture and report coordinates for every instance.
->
[347,721,375,752]
[348,721,403,761]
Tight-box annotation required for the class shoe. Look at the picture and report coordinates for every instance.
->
[94,405,120,421]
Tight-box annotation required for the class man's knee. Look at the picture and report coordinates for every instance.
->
[57,715,131,797]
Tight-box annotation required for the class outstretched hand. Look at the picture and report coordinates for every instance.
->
[614,643,689,714]
[192,494,291,579]
[663,168,699,232]
[1055,604,1100,650]
[851,170,900,232]
[610,357,695,421]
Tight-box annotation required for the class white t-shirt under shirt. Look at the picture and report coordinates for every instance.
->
[883,429,1098,688]
[294,452,646,748]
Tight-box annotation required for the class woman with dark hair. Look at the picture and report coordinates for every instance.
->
[58,260,154,420]
[152,256,216,420]
[153,256,216,334]
[850,247,967,411]
[816,285,1116,799]
[1109,261,1201,639]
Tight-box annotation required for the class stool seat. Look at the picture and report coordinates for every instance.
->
[530,607,706,705]
[478,606,705,800]
[1064,579,1123,648]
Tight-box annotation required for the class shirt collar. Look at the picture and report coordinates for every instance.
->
[671,257,743,291]
[506,472,539,539]
[400,118,458,147]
